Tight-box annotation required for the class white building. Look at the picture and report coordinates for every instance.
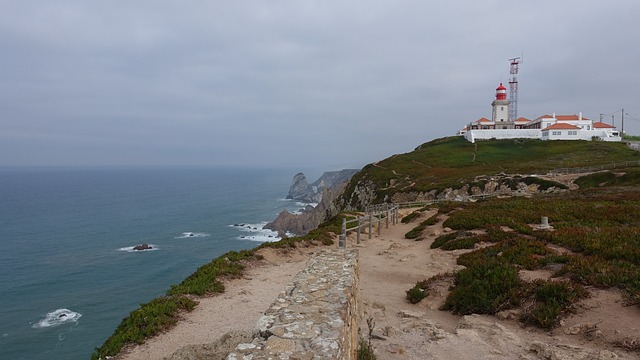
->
[459,83,621,143]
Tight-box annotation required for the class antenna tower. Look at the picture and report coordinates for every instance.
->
[508,57,521,122]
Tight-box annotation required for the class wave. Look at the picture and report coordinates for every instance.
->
[175,232,210,239]
[231,222,280,242]
[32,309,81,329]
[118,244,159,252]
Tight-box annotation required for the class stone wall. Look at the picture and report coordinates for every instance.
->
[227,249,359,360]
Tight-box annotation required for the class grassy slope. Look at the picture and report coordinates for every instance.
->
[371,137,640,330]
[345,137,640,204]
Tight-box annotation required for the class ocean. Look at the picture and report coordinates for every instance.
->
[0,166,314,360]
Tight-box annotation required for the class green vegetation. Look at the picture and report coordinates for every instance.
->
[345,137,640,330]
[521,281,588,329]
[416,184,640,329]
[442,261,521,315]
[401,210,422,223]
[92,296,197,359]
[406,279,430,304]
[404,214,438,239]
[93,215,348,359]
[343,137,639,206]
[357,318,377,360]
[574,168,640,188]
[623,134,640,141]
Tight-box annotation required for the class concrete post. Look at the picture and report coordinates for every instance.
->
[540,216,550,229]
[356,217,361,244]
[369,214,373,239]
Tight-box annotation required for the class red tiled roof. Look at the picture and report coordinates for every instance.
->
[555,114,589,121]
[515,117,530,123]
[555,115,580,120]
[475,117,492,123]
[536,114,553,120]
[543,123,581,131]
[593,122,615,129]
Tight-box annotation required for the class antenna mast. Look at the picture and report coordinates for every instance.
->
[508,57,521,122]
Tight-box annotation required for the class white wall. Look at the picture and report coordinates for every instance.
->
[463,129,621,143]
[464,129,542,143]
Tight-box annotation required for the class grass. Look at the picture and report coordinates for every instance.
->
[414,183,640,329]
[521,280,588,329]
[442,261,521,315]
[91,296,197,359]
[341,137,639,207]
[574,168,640,188]
[404,214,439,239]
[92,214,347,359]
[357,318,377,360]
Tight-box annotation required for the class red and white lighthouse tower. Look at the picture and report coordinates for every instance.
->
[491,83,512,128]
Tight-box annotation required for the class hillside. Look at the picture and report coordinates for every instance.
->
[341,137,640,208]
[338,137,640,358]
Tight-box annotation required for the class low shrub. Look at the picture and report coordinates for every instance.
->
[406,280,429,304]
[401,210,421,224]
[431,231,475,249]
[521,280,588,329]
[441,236,481,250]
[92,295,197,359]
[405,214,439,239]
[442,262,520,315]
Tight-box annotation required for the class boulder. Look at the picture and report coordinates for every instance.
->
[133,243,152,251]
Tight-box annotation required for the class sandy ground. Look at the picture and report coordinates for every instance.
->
[116,246,316,360]
[118,208,640,360]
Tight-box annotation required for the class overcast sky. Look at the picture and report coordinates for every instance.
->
[2,1,639,169]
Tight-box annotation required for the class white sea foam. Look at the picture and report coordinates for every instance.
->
[175,232,210,239]
[33,309,81,329]
[118,244,159,252]
[231,222,280,242]
[296,201,318,208]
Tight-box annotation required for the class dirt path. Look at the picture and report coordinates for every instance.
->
[116,247,315,360]
[353,208,640,360]
[117,208,640,359]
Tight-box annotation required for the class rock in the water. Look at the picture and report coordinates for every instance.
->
[133,243,152,251]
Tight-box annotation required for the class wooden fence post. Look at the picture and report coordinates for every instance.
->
[385,203,389,229]
[368,214,373,239]
[339,218,346,248]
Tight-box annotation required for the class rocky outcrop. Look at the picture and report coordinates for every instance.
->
[287,169,359,203]
[265,182,347,236]
[164,331,252,360]
[379,314,622,359]
[344,174,568,210]
[133,243,152,251]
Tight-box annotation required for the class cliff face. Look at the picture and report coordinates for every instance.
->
[341,174,569,211]
[287,169,359,203]
[265,182,347,236]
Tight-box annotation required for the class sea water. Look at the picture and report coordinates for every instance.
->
[0,166,315,360]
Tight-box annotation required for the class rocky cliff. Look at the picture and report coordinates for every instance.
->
[265,181,348,236]
[286,169,359,203]
[340,174,569,211]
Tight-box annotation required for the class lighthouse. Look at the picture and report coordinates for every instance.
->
[491,83,512,129]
